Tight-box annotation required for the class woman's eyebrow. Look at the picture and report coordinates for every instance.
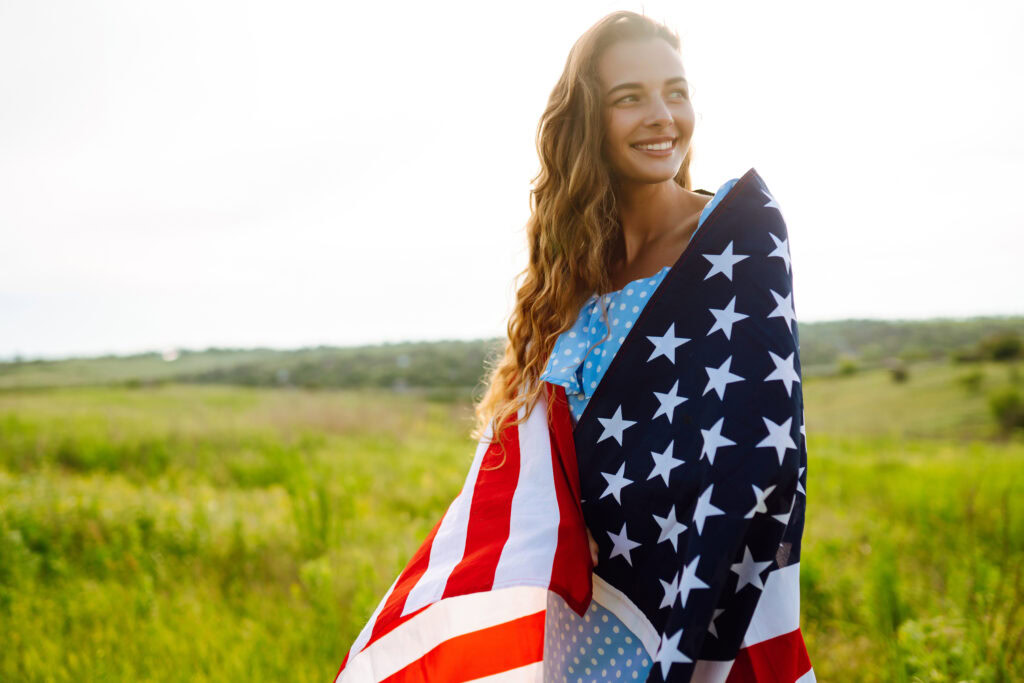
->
[606,76,688,97]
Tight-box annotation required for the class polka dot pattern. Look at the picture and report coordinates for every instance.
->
[543,593,653,682]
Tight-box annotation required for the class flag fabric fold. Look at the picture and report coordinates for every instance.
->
[336,167,814,682]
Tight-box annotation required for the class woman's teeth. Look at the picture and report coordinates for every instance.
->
[632,140,674,151]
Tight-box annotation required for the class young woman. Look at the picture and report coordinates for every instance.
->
[337,11,812,683]
[471,10,812,682]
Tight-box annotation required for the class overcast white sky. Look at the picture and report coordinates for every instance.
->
[1,0,1022,359]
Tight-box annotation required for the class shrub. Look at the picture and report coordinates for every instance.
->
[979,332,1022,362]
[957,368,985,393]
[988,388,1024,435]
[837,354,859,377]
[887,359,909,383]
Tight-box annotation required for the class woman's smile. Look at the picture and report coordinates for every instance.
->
[630,136,678,157]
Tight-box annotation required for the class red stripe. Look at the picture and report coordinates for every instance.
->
[441,416,521,597]
[379,610,546,683]
[545,383,593,616]
[725,628,812,682]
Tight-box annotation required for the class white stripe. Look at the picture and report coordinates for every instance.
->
[338,585,548,683]
[401,423,493,615]
[348,574,399,659]
[592,574,660,657]
[795,666,817,682]
[741,561,801,647]
[493,394,559,587]
[691,658,735,683]
[467,661,544,682]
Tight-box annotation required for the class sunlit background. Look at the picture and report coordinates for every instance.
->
[2,0,1021,359]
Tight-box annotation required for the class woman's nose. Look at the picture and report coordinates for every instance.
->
[644,95,673,128]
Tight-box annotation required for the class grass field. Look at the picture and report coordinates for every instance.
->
[1,360,1022,681]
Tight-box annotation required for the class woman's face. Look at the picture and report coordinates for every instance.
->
[597,38,694,185]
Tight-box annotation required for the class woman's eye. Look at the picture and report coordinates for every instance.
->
[616,94,638,104]
[670,88,689,99]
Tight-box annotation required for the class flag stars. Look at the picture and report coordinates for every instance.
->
[743,484,777,519]
[600,463,633,504]
[731,546,774,592]
[767,288,797,336]
[653,629,691,679]
[767,232,792,273]
[704,356,744,401]
[607,522,642,566]
[700,417,736,466]
[707,609,726,639]
[773,494,796,526]
[702,240,750,281]
[647,440,684,486]
[764,350,801,396]
[652,380,688,423]
[646,323,689,364]
[757,416,797,465]
[693,484,726,534]
[652,504,687,551]
[707,296,749,340]
[677,555,710,608]
[597,406,636,446]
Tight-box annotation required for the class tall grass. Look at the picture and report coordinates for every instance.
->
[0,366,1022,681]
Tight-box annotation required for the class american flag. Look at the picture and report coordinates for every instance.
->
[335,167,814,682]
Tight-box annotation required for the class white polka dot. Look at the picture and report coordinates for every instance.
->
[625,637,632,644]
[564,349,571,355]
[632,672,638,679]
[578,625,584,632]
[590,381,597,388]
[617,647,624,655]
[593,626,600,633]
[583,327,590,333]
[586,637,592,645]
[574,357,580,363]
[636,648,642,656]
[605,637,611,644]
[584,613,591,622]
[585,669,591,676]
[568,666,574,673]
[625,321,632,329]
[617,303,623,310]
[640,291,647,297]
[648,279,656,285]
[590,658,597,666]
[552,358,559,365]
[574,656,580,664]
[641,658,649,666]
[619,337,625,343]
[602,615,609,623]
[613,626,620,634]
[597,366,602,372]
[610,658,616,665]
[578,342,585,348]
[632,306,639,313]
[569,331,576,338]
[613,319,619,325]
[626,289,633,295]
[626,659,632,666]
[586,362,592,369]
[598,648,605,655]
[579,647,585,654]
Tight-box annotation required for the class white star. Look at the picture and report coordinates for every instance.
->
[762,186,781,210]
[764,350,801,396]
[600,463,632,504]
[797,465,806,496]
[773,494,796,526]
[757,416,797,465]
[658,571,679,609]
[700,417,736,465]
[607,522,641,566]
[702,240,750,281]
[731,546,774,592]
[767,232,791,273]
[677,555,710,608]
[743,483,777,519]
[646,323,689,364]
[597,405,636,446]
[654,629,692,679]
[652,380,688,423]
[693,484,725,534]
[648,440,684,486]
[767,288,797,336]
[707,296,749,340]
[703,355,744,401]
[653,504,687,551]
[707,608,726,638]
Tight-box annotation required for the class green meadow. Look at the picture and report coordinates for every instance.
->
[1,358,1022,681]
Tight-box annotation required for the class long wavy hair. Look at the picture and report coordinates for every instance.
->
[472,11,693,462]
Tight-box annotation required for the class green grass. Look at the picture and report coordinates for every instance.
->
[1,362,1023,681]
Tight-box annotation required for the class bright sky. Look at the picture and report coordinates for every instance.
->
[1,0,1021,359]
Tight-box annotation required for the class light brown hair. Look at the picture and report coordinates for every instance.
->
[472,11,692,461]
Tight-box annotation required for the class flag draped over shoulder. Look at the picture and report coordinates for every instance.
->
[334,382,594,682]
[335,167,814,682]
